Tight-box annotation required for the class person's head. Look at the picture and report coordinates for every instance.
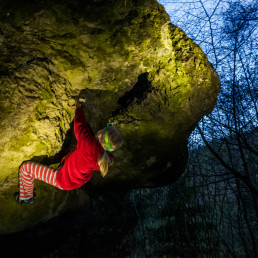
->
[97,125,123,177]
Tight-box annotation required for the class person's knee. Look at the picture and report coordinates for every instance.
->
[19,161,30,172]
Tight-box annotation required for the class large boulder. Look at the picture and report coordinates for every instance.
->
[0,0,220,234]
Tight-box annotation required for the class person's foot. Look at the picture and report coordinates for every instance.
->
[14,192,36,205]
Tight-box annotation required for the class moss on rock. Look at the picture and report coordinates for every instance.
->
[0,0,220,234]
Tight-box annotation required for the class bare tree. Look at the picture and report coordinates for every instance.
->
[128,0,258,256]
[123,1,257,256]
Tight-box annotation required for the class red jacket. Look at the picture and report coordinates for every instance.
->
[56,107,104,190]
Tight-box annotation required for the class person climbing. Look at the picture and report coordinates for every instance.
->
[14,98,123,204]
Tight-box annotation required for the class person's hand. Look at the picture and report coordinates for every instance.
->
[72,97,86,110]
[79,98,86,105]
[75,98,81,108]
[71,98,80,110]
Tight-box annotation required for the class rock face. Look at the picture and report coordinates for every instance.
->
[0,0,220,234]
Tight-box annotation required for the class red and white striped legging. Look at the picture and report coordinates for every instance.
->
[19,161,63,201]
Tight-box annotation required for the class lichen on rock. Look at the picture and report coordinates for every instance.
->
[0,0,220,234]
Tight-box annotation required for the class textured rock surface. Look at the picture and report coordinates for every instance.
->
[0,0,220,233]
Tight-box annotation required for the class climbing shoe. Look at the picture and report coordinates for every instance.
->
[14,192,36,205]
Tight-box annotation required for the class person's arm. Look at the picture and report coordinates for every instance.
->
[73,99,103,161]
[74,107,95,143]
[72,97,95,143]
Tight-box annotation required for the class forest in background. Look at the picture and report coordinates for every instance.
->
[124,0,257,257]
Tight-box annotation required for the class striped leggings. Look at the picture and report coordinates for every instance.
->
[19,161,63,201]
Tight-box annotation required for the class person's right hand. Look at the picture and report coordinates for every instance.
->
[72,98,86,110]
[71,98,81,110]
[75,98,81,108]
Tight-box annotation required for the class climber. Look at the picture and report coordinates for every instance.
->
[14,98,123,204]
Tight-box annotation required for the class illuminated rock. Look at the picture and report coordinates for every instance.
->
[0,0,220,233]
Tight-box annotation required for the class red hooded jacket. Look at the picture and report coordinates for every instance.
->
[56,107,105,190]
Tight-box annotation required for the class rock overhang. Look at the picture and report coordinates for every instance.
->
[0,0,220,234]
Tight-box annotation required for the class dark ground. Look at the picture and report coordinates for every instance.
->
[1,190,137,258]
